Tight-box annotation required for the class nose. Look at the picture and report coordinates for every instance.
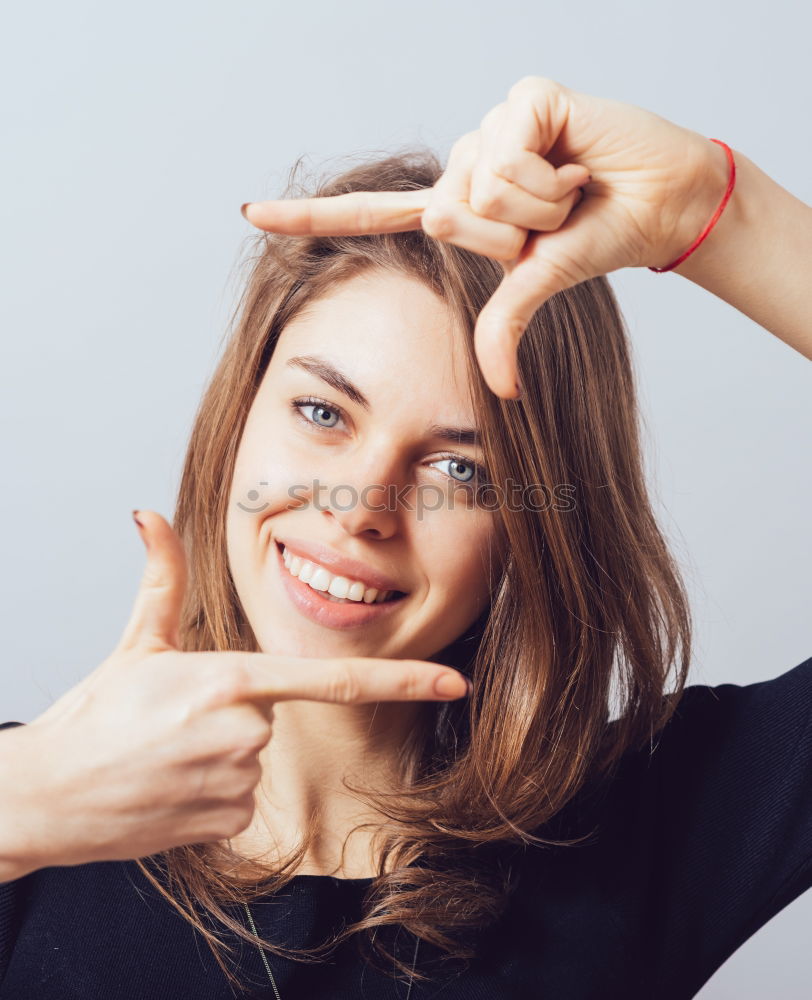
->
[321,455,405,540]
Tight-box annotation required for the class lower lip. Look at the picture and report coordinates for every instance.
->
[274,542,406,630]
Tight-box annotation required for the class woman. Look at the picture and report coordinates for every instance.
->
[0,77,809,999]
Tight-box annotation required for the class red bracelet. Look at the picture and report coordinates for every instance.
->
[648,138,736,273]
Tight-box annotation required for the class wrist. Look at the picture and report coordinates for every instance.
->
[661,145,812,359]
[672,141,744,280]
[0,726,55,880]
[648,136,735,273]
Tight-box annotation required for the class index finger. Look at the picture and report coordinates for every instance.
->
[233,653,472,704]
[242,188,432,236]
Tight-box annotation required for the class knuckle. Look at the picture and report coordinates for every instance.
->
[222,803,255,837]
[508,75,541,99]
[203,659,252,708]
[490,155,516,182]
[353,192,374,233]
[194,820,218,844]
[451,130,479,156]
[487,229,527,263]
[446,132,479,172]
[421,204,456,240]
[244,723,273,753]
[327,663,362,704]
[509,74,555,101]
[235,722,272,755]
[469,179,506,217]
[251,721,273,749]
[479,102,507,130]
[396,667,423,701]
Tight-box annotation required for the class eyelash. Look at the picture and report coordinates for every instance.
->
[290,396,490,487]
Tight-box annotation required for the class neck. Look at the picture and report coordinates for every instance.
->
[228,698,425,878]
[229,618,484,877]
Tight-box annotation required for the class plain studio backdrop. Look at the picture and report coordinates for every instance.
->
[1,1,809,996]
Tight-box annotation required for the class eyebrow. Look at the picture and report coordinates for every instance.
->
[285,353,481,447]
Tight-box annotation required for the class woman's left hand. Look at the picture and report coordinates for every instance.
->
[241,76,730,397]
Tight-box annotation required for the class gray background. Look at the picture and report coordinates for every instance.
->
[1,1,809,995]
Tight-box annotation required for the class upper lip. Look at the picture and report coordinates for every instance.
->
[275,536,407,594]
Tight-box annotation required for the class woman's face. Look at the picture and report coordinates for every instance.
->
[226,268,502,664]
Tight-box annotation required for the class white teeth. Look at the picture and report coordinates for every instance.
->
[309,567,331,592]
[327,576,350,599]
[281,546,398,605]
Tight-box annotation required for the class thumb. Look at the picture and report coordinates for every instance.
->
[116,509,189,653]
[474,199,597,398]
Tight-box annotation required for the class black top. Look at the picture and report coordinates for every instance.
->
[1,654,810,999]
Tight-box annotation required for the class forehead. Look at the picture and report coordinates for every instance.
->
[271,269,474,405]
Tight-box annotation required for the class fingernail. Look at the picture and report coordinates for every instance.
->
[514,379,523,398]
[240,202,252,220]
[465,677,474,696]
[132,510,148,548]
[435,672,468,699]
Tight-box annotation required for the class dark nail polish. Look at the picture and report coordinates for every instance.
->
[132,510,149,549]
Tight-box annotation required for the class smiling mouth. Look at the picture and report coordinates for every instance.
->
[276,541,406,605]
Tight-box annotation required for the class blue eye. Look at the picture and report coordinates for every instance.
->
[431,456,484,485]
[291,398,489,489]
[295,400,342,429]
[447,459,475,482]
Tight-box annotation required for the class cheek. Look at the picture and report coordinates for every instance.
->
[229,435,312,518]
[421,511,497,611]
[225,440,309,580]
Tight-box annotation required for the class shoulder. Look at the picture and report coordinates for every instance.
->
[673,652,811,714]
[653,652,812,762]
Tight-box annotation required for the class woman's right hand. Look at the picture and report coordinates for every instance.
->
[242,75,734,397]
[8,510,470,873]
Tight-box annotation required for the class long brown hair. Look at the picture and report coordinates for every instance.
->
[133,148,692,989]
